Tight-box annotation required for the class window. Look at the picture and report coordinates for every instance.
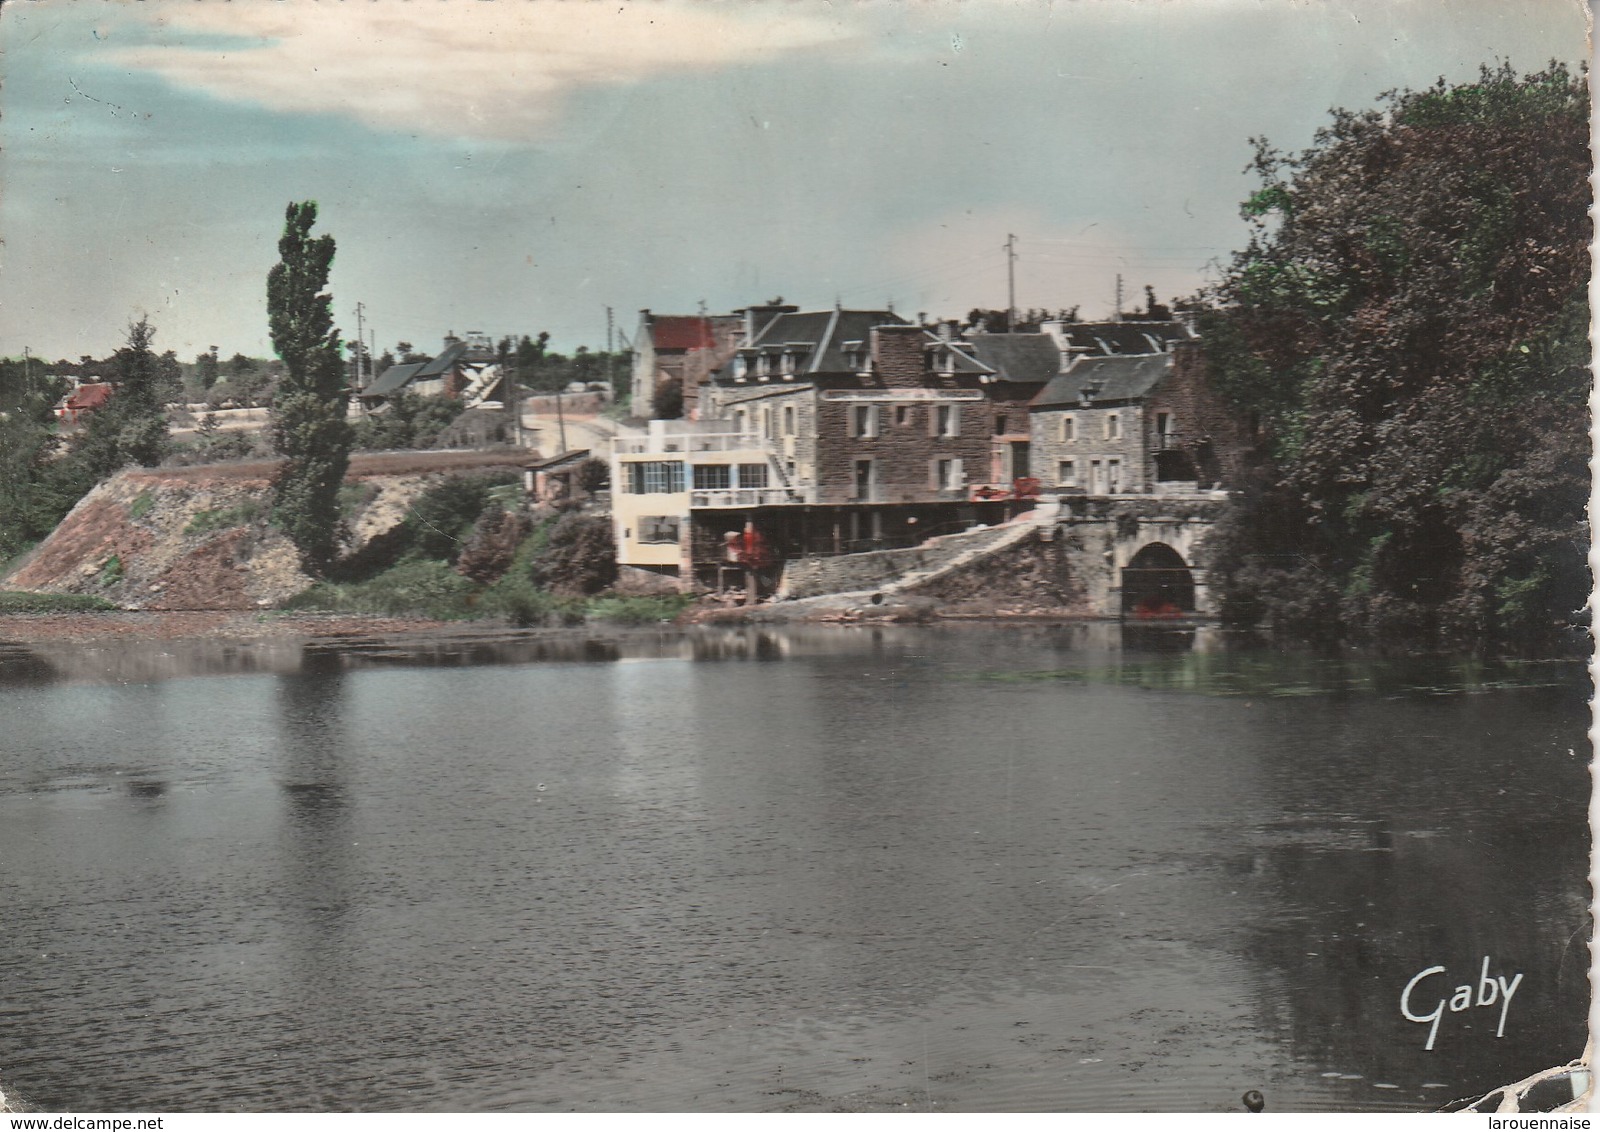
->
[762,407,774,438]
[734,409,748,434]
[1057,459,1077,487]
[637,515,681,544]
[783,405,796,436]
[931,457,965,491]
[737,463,769,489]
[1105,413,1121,441]
[757,354,772,377]
[851,403,879,438]
[853,458,875,500]
[628,461,686,494]
[895,405,912,427]
[781,352,797,375]
[1108,457,1123,493]
[693,464,731,490]
[1061,414,1076,442]
[932,404,959,437]
[995,414,1008,436]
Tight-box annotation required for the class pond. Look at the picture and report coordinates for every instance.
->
[0,623,1587,1112]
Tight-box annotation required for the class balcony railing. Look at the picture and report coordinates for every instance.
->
[690,487,812,508]
[613,433,766,455]
[814,483,970,505]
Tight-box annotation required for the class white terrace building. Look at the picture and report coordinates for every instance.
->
[610,419,804,583]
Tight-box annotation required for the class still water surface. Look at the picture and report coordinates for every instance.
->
[0,624,1588,1112]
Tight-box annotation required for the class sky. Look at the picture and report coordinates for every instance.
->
[0,0,1590,365]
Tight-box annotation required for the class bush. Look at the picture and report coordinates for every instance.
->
[455,504,531,584]
[185,499,266,535]
[407,471,519,562]
[286,559,478,619]
[583,594,693,624]
[475,574,573,627]
[529,512,617,596]
[351,392,466,451]
[0,591,118,613]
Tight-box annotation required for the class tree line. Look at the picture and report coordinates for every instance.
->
[1198,62,1589,652]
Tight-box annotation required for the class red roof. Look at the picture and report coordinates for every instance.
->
[66,383,114,411]
[651,316,715,352]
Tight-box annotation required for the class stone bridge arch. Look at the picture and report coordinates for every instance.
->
[1109,510,1216,617]
[1121,542,1196,617]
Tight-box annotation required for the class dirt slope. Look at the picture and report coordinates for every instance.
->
[3,452,529,610]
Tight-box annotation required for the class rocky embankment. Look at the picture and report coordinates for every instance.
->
[1,452,528,611]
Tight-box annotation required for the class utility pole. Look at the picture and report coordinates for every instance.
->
[605,306,615,398]
[21,346,31,399]
[554,381,568,454]
[506,334,523,449]
[1113,274,1124,322]
[353,301,367,394]
[1005,233,1018,333]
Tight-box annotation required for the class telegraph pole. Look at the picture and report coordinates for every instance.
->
[353,302,367,393]
[1005,233,1018,333]
[1114,274,1124,322]
[605,305,615,398]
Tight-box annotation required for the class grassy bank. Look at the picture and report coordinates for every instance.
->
[286,560,691,626]
[0,591,120,614]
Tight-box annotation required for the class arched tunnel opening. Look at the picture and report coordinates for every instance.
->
[1121,542,1196,618]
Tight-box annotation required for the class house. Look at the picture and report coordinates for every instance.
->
[523,449,595,504]
[360,333,506,408]
[609,298,1247,593]
[613,306,1053,591]
[1030,339,1247,495]
[57,381,114,424]
[610,418,789,588]
[628,310,743,419]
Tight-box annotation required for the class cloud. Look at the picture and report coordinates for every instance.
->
[99,1,860,143]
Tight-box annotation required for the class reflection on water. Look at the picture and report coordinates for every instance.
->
[0,625,1587,1112]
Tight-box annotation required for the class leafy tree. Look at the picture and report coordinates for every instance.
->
[350,390,465,450]
[75,317,170,479]
[267,201,353,571]
[1200,63,1589,650]
[197,347,220,390]
[529,512,617,595]
[228,352,257,379]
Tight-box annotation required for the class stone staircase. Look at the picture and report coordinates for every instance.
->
[779,519,1042,601]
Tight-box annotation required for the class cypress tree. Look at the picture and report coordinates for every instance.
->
[267,201,352,571]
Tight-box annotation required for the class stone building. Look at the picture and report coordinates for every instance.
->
[628,311,744,419]
[1030,339,1248,495]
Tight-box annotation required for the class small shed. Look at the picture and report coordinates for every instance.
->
[523,449,594,503]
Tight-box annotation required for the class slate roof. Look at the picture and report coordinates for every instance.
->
[1031,354,1171,408]
[1057,320,1192,356]
[414,339,469,378]
[742,309,905,374]
[362,340,472,400]
[362,362,424,399]
[955,334,1060,383]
